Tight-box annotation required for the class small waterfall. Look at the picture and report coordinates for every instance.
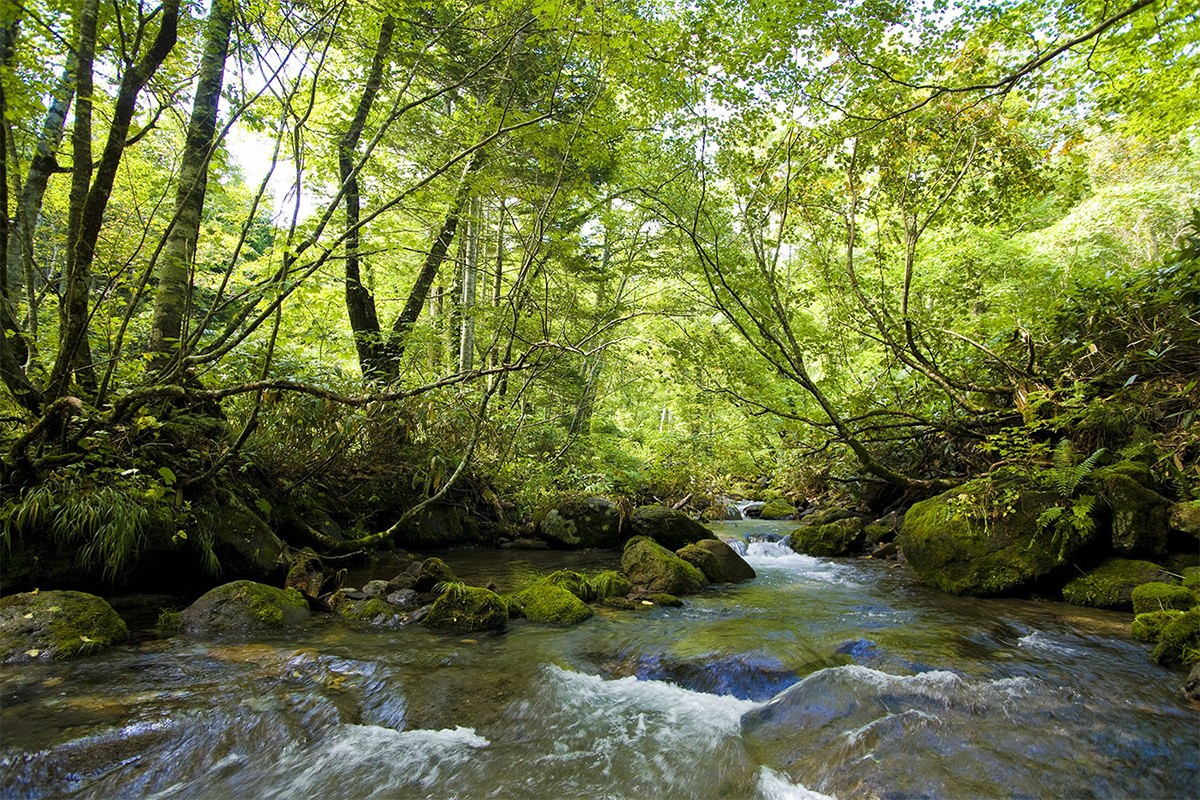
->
[746,540,794,559]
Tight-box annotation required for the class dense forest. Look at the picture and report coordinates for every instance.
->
[0,0,1197,612]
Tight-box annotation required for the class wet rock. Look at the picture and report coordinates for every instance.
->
[627,505,716,550]
[0,590,128,662]
[644,593,684,607]
[1169,501,1200,538]
[413,558,458,593]
[541,570,594,601]
[385,589,418,608]
[200,490,287,582]
[180,580,310,637]
[869,542,899,559]
[1183,663,1200,703]
[385,571,417,593]
[693,539,756,582]
[740,501,766,519]
[1061,558,1176,610]
[1150,606,1200,667]
[421,586,507,633]
[285,548,325,600]
[621,537,707,595]
[587,569,633,600]
[362,580,389,598]
[1131,582,1198,615]
[759,499,795,520]
[336,597,406,626]
[897,477,1094,596]
[676,543,724,582]
[536,497,624,549]
[1094,462,1172,555]
[508,584,593,625]
[790,517,866,557]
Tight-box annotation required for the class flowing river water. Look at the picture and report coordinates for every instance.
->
[2,520,1197,798]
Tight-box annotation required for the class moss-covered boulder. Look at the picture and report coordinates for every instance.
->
[759,499,796,520]
[1151,606,1200,666]
[897,477,1093,596]
[536,497,624,549]
[1061,558,1176,610]
[789,518,866,558]
[1183,567,1200,592]
[621,537,707,595]
[421,586,507,633]
[542,570,594,601]
[1093,462,1172,555]
[676,543,724,582]
[180,580,310,637]
[1169,501,1200,538]
[693,539,756,582]
[1131,582,1199,615]
[0,591,128,662]
[413,557,458,593]
[587,569,633,599]
[798,507,858,527]
[509,584,593,625]
[1184,662,1200,702]
[199,490,287,582]
[1132,610,1183,642]
[334,596,407,626]
[627,506,716,550]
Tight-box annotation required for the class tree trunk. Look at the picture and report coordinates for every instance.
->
[147,0,234,378]
[338,15,394,383]
[383,150,483,379]
[458,194,481,372]
[47,0,180,401]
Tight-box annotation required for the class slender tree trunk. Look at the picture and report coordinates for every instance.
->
[338,15,394,383]
[148,0,234,378]
[384,150,483,378]
[47,0,180,401]
[7,60,75,305]
[458,194,481,372]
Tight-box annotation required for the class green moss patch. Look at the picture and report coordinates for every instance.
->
[510,584,593,625]
[1061,558,1173,610]
[421,586,507,633]
[180,580,310,637]
[621,538,707,595]
[0,590,128,662]
[1130,582,1198,615]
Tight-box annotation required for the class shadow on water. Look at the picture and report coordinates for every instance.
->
[2,520,1196,798]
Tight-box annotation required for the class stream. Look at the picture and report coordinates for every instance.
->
[2,520,1197,798]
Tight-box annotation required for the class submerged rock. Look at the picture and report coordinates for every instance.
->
[421,586,507,633]
[536,497,624,549]
[693,539,756,582]
[508,584,593,625]
[0,590,128,662]
[627,506,715,550]
[180,580,310,637]
[335,596,407,627]
[1061,558,1175,610]
[621,537,707,595]
[897,477,1093,596]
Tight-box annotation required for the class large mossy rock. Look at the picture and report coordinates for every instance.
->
[1093,463,1172,555]
[676,543,724,582]
[541,570,594,601]
[1151,606,1200,667]
[627,506,715,550]
[421,586,507,633]
[0,591,128,662]
[536,497,624,549]
[508,584,593,625]
[621,537,708,595]
[199,490,287,582]
[413,557,458,592]
[693,539,756,582]
[897,477,1092,596]
[1169,501,1200,539]
[759,499,795,520]
[789,518,865,558]
[180,580,310,637]
[1130,582,1198,615]
[1061,558,1175,610]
